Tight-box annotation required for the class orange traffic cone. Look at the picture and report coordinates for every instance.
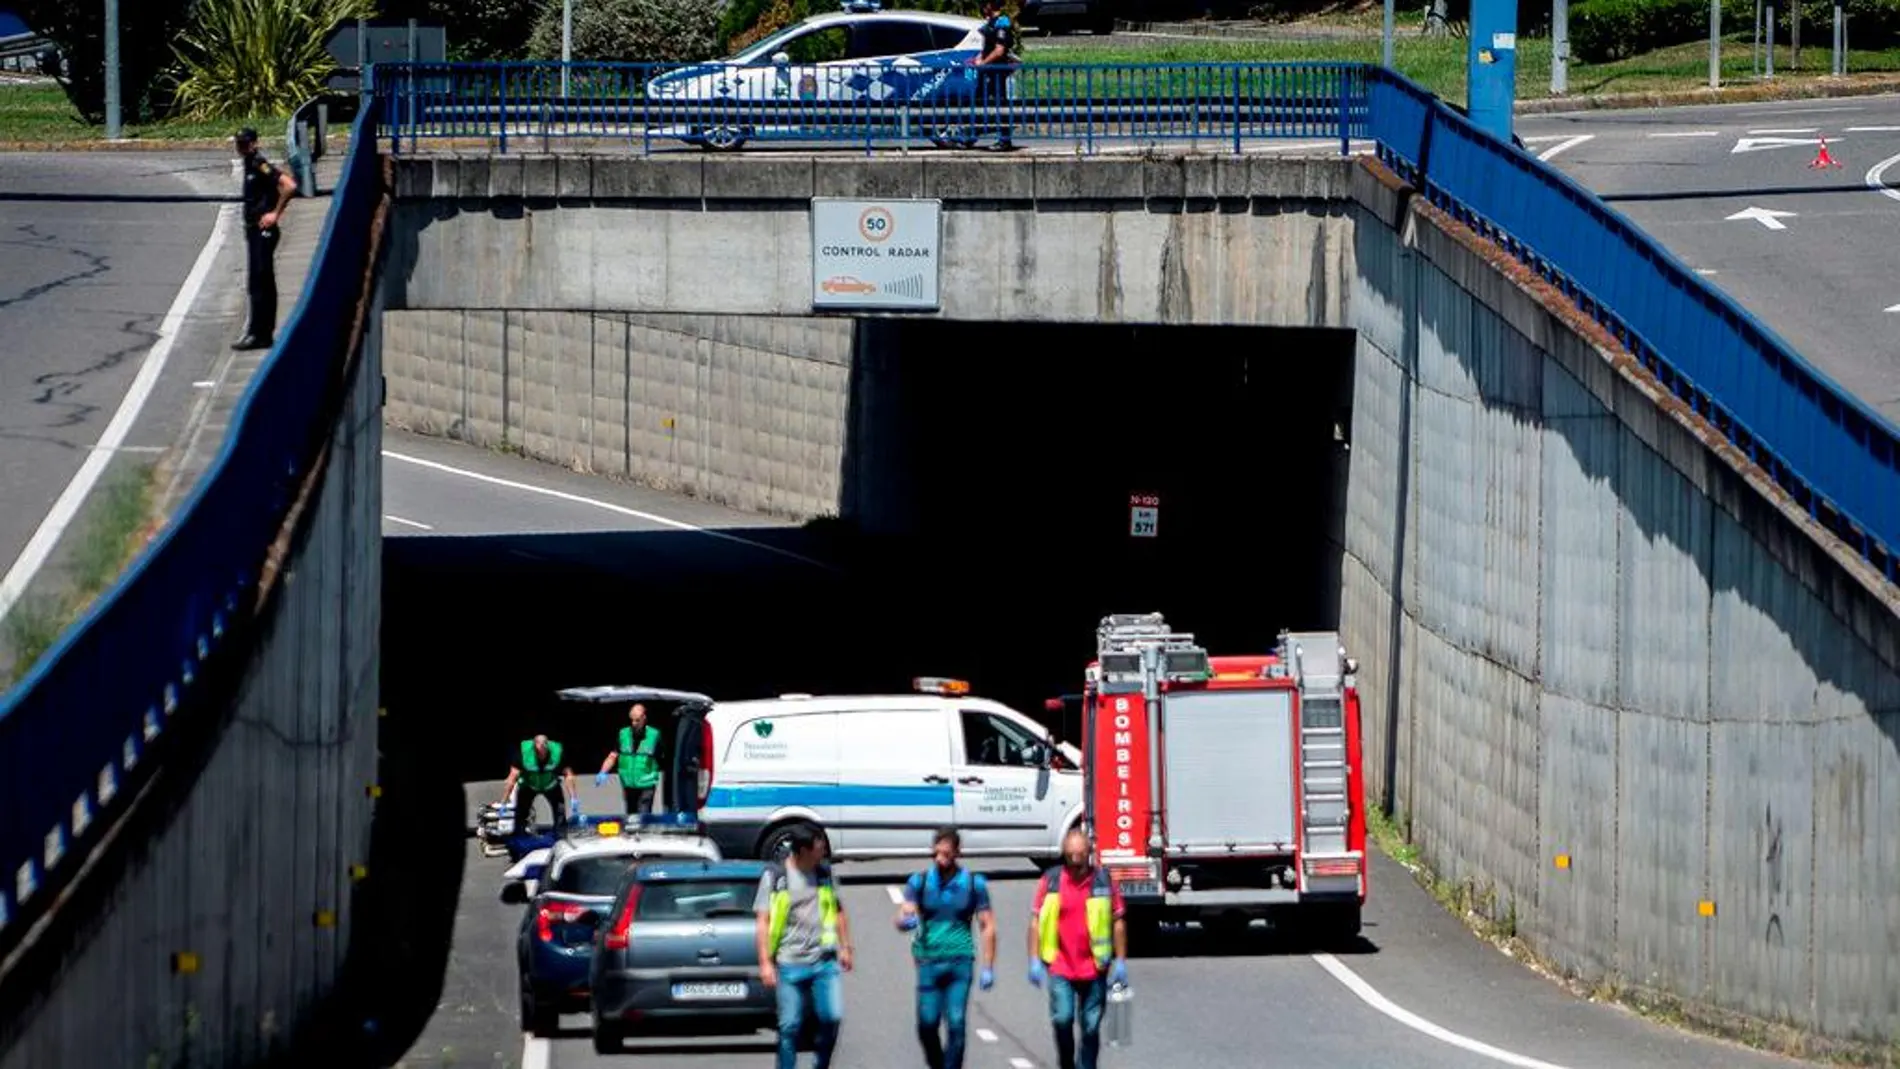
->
[1809,136,1842,169]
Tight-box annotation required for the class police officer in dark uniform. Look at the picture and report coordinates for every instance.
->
[233,127,297,351]
[973,0,1018,150]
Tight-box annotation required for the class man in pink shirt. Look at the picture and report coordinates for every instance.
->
[1025,828,1128,1069]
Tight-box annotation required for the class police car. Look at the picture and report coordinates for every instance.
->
[644,0,1018,149]
[559,679,1086,865]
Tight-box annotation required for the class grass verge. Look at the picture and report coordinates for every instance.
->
[1024,34,1900,103]
[0,82,285,147]
[1365,802,1900,1067]
[1,462,160,689]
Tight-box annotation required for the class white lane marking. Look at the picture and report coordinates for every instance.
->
[0,183,238,625]
[1732,135,1831,154]
[1696,268,1718,276]
[1009,1059,1034,1069]
[383,514,433,530]
[1726,205,1797,230]
[382,450,835,570]
[1310,953,1574,1069]
[191,379,216,388]
[976,1028,999,1043]
[1866,151,1900,205]
[1847,125,1900,132]
[886,885,904,904]
[1885,304,1900,314]
[522,1035,551,1069]
[1649,130,1719,138]
[1748,126,1818,134]
[1534,134,1593,161]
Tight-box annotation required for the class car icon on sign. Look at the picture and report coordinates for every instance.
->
[821,276,879,294]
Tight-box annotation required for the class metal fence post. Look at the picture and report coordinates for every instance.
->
[1085,67,1094,155]
[499,63,510,153]
[1338,70,1350,155]
[1231,66,1242,154]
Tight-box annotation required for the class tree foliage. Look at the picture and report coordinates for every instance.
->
[14,0,197,124]
[376,0,545,59]
[526,0,723,62]
[171,0,382,122]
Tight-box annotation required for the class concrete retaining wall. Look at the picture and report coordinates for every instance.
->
[384,155,1354,326]
[0,301,385,1069]
[383,310,854,520]
[1342,170,1900,1043]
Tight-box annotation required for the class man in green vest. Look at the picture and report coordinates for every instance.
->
[595,702,663,816]
[1026,827,1127,1069]
[755,823,855,1069]
[499,734,578,836]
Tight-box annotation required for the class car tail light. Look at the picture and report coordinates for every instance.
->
[536,904,591,943]
[1305,856,1361,878]
[602,884,642,950]
[697,720,714,807]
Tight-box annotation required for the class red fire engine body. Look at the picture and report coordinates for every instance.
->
[1078,613,1367,943]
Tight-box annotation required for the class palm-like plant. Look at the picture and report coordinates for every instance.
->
[172,0,380,122]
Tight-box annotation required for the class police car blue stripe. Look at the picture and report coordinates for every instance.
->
[706,783,953,809]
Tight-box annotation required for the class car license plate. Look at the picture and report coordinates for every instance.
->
[672,981,747,1001]
[1118,880,1161,897]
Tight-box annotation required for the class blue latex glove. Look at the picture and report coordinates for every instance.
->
[979,966,995,990]
[1027,960,1046,988]
[567,797,582,820]
[897,912,920,932]
[1109,958,1128,986]
[594,771,610,787]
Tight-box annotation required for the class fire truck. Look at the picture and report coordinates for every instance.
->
[1077,613,1366,945]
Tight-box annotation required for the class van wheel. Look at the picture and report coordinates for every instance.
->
[758,820,818,862]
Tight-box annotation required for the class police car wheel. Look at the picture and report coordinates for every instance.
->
[592,1016,624,1053]
[696,126,750,151]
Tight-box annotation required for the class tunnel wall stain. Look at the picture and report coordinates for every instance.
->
[1343,174,1900,1045]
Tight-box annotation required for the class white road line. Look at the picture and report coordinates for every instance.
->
[1649,130,1719,137]
[1866,151,1900,205]
[1535,134,1593,162]
[522,1035,551,1069]
[886,885,904,904]
[1846,125,1900,132]
[1311,954,1573,1069]
[1695,268,1718,276]
[383,514,433,530]
[0,185,237,625]
[1748,126,1818,134]
[1009,1059,1034,1069]
[976,1028,999,1043]
[382,449,835,570]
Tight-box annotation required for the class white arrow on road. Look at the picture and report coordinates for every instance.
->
[1731,135,1841,154]
[1726,206,1798,230]
[1886,304,1900,313]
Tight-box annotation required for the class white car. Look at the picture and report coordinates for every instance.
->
[644,0,1018,149]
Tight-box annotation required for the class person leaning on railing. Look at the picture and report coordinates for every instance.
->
[971,0,1019,151]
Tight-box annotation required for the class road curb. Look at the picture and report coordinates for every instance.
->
[1516,74,1900,114]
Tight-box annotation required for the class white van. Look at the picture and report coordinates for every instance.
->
[557,679,1085,863]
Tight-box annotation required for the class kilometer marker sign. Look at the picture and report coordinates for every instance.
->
[1129,494,1159,538]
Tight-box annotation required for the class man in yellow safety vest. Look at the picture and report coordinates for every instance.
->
[1026,827,1128,1069]
[755,823,855,1069]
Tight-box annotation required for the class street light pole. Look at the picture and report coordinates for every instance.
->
[1709,0,1722,87]
[103,0,121,138]
[562,0,573,98]
[1382,0,1395,68]
[1551,0,1570,94]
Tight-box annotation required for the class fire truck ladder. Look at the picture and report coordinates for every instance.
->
[1279,631,1355,872]
[1094,614,1212,857]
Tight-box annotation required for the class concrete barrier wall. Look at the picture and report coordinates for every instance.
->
[384,310,853,520]
[0,302,384,1069]
[1342,170,1900,1044]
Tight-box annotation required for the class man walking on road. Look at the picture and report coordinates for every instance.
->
[1027,828,1128,1069]
[896,827,996,1069]
[231,127,296,351]
[596,702,662,816]
[757,824,855,1069]
[500,734,578,836]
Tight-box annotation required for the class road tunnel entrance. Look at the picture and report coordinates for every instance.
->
[381,320,1355,772]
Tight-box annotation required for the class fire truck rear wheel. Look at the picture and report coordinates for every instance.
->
[1311,903,1362,946]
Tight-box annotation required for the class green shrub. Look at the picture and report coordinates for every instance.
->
[1571,0,1710,62]
[172,0,381,121]
[528,0,723,62]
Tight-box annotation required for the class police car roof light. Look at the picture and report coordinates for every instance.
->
[914,676,971,696]
[840,0,881,11]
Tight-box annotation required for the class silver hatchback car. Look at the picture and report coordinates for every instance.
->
[588,858,775,1053]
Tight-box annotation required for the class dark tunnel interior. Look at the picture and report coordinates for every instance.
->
[380,320,1357,776]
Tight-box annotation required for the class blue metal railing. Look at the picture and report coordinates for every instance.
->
[370,60,1369,154]
[0,98,387,962]
[1365,67,1899,582]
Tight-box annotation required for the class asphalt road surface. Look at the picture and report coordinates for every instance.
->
[1516,94,1900,427]
[0,151,237,607]
[379,436,1809,1069]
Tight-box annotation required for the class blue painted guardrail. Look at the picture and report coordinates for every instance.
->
[0,97,386,962]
